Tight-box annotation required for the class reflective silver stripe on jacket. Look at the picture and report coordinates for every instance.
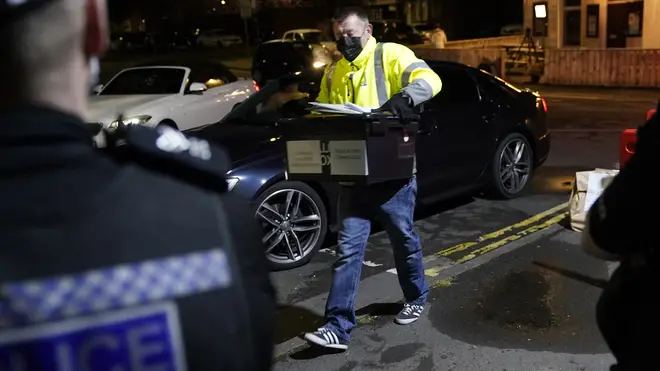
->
[325,43,388,106]
[373,43,389,106]
[401,61,431,87]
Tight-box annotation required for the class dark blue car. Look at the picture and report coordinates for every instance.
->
[189,61,551,271]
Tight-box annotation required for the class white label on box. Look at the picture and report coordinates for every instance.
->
[287,140,322,174]
[329,140,368,176]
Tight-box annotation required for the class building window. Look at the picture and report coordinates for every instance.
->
[627,1,643,37]
[564,9,581,46]
[563,0,581,47]
[586,4,599,38]
[532,2,548,37]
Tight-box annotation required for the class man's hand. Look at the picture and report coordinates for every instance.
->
[373,93,414,123]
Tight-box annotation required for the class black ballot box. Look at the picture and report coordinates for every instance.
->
[279,113,418,185]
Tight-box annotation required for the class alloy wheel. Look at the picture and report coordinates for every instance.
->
[498,138,532,194]
[255,189,323,264]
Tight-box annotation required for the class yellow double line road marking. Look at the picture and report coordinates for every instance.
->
[389,202,569,277]
[436,201,569,259]
[454,211,567,264]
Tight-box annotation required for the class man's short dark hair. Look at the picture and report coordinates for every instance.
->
[333,6,370,23]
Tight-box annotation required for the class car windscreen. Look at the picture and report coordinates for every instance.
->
[256,43,312,66]
[301,32,330,44]
[100,68,185,95]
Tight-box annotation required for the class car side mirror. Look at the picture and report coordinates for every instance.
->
[188,82,207,94]
[92,84,103,95]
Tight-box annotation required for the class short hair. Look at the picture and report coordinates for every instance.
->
[332,6,370,24]
[0,0,84,78]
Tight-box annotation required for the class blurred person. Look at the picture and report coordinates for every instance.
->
[305,6,442,350]
[581,104,660,370]
[0,0,275,370]
[430,23,447,48]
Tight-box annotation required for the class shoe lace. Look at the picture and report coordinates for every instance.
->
[402,304,421,315]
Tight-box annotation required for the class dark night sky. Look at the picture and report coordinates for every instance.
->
[107,0,523,39]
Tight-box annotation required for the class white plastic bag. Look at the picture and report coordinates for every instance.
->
[569,168,619,232]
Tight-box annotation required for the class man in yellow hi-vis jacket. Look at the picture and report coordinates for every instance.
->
[305,7,443,351]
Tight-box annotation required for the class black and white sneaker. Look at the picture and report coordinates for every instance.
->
[394,303,424,325]
[304,327,349,350]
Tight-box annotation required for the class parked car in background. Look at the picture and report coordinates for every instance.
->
[372,21,426,45]
[109,32,151,51]
[87,60,256,132]
[282,28,336,65]
[187,61,551,271]
[251,40,326,95]
[282,29,335,50]
[147,29,195,53]
[197,29,243,48]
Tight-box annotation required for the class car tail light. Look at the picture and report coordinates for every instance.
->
[541,97,548,112]
[646,108,656,121]
[620,129,637,168]
[253,80,260,91]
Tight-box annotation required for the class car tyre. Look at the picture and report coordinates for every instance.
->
[253,181,327,271]
[486,132,534,199]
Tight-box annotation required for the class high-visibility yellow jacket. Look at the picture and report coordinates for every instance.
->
[317,37,442,108]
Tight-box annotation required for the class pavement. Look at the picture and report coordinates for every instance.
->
[98,50,647,370]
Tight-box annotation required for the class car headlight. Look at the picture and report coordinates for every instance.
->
[226,177,239,191]
[313,61,326,69]
[108,115,152,130]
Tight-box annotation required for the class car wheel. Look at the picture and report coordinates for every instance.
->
[253,181,327,271]
[487,132,534,199]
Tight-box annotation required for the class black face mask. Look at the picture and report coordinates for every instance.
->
[336,36,364,62]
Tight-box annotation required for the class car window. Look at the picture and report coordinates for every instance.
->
[301,31,329,44]
[100,68,186,95]
[188,64,237,88]
[428,66,481,107]
[256,43,311,64]
[284,33,293,40]
[475,71,518,101]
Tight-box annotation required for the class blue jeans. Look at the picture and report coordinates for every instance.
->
[324,176,428,341]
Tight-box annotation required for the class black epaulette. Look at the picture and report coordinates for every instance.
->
[97,118,231,193]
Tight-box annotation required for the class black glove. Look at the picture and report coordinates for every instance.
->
[373,93,414,123]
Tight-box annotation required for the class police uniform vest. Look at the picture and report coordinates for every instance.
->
[0,106,275,370]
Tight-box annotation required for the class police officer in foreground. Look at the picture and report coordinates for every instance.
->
[581,104,660,370]
[0,0,275,369]
[304,7,442,350]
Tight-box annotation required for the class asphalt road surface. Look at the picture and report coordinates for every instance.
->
[99,51,658,370]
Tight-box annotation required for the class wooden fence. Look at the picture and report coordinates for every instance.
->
[412,47,507,77]
[444,35,524,49]
[543,49,660,87]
